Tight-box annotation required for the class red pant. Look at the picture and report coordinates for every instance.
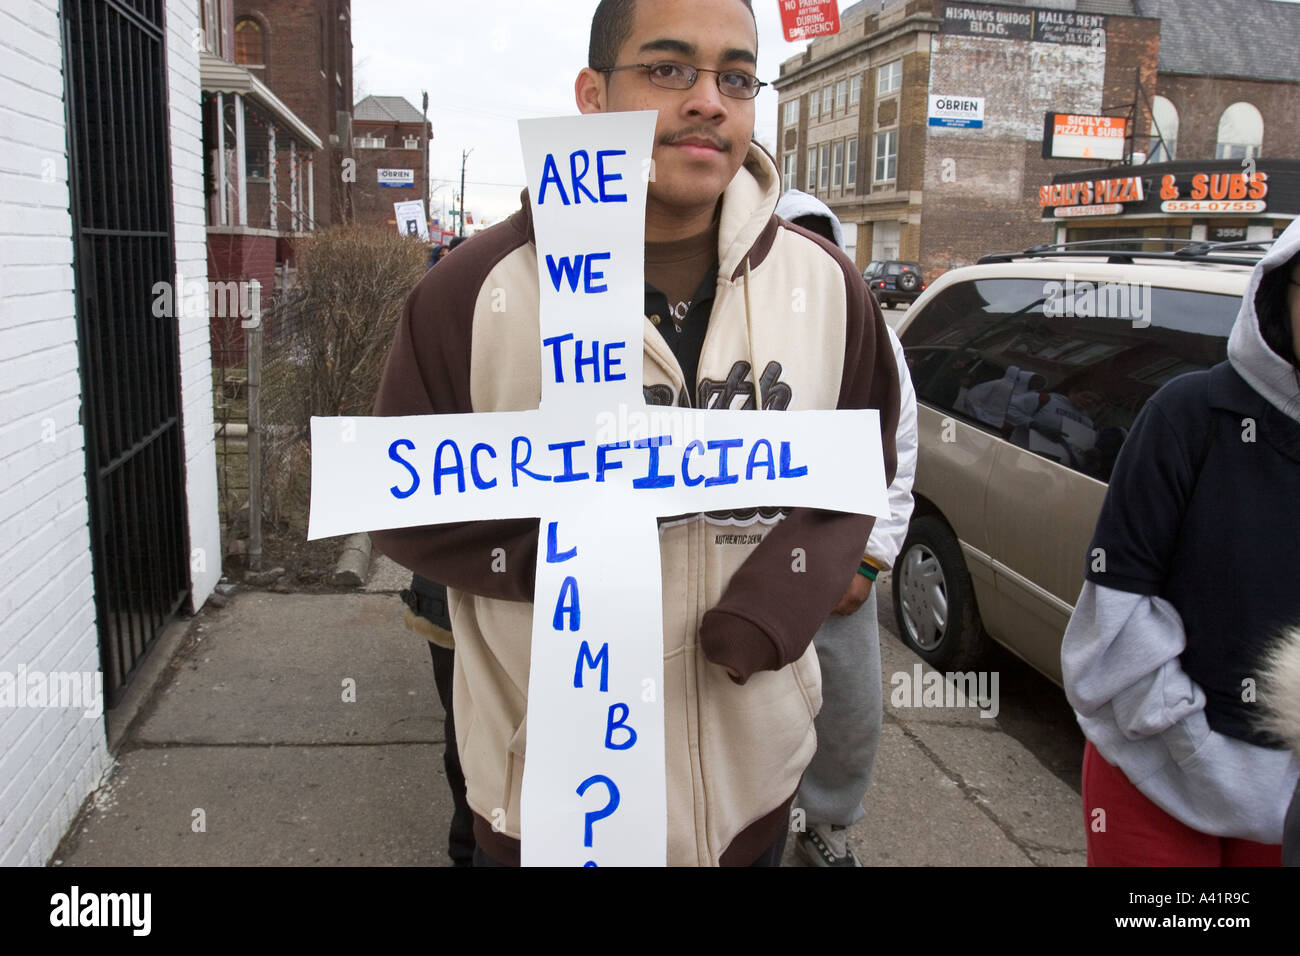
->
[1082,741,1281,866]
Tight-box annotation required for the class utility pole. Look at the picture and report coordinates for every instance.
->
[421,90,430,230]
[459,147,473,237]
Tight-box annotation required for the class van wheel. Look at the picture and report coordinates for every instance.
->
[892,516,986,671]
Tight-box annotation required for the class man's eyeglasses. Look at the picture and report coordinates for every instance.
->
[598,61,766,99]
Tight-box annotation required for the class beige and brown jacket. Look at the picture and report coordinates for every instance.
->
[371,143,899,865]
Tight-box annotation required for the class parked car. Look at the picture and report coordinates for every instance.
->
[863,259,926,309]
[891,240,1268,685]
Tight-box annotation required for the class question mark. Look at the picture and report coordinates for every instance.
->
[576,774,620,858]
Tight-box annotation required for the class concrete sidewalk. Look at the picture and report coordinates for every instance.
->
[53,584,454,866]
[53,553,1082,867]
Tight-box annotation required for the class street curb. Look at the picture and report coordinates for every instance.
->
[332,533,372,587]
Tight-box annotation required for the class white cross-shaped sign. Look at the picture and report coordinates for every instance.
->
[309,111,888,866]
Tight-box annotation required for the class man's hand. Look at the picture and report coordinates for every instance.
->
[831,574,873,616]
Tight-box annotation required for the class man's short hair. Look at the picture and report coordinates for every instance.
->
[588,0,757,70]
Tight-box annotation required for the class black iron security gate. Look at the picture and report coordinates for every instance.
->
[63,0,191,707]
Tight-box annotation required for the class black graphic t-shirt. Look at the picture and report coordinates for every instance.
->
[645,218,719,398]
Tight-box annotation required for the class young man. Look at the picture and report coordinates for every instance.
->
[370,0,899,866]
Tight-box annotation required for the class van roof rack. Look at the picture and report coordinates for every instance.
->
[977,237,1273,267]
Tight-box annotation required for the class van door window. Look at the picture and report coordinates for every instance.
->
[901,278,1238,482]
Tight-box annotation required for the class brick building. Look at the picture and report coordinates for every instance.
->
[773,0,1299,280]
[232,0,355,227]
[1041,0,1300,244]
[351,95,434,232]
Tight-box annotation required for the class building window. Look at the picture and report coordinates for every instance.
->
[850,75,862,106]
[201,0,224,56]
[819,144,831,192]
[353,135,386,149]
[1148,95,1178,163]
[1215,102,1263,160]
[823,84,834,117]
[832,141,844,189]
[877,60,902,96]
[874,130,897,183]
[807,147,817,190]
[846,137,858,188]
[836,80,847,112]
[784,98,800,127]
[783,152,798,186]
[234,18,264,70]
[809,88,820,120]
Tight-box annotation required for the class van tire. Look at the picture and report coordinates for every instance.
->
[892,516,986,671]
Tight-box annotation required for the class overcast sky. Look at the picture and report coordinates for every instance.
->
[351,0,809,227]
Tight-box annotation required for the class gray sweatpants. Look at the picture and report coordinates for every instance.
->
[796,586,882,827]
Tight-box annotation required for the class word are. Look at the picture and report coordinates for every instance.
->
[538,148,628,206]
[890,664,1000,718]
[50,886,151,936]
[387,434,810,499]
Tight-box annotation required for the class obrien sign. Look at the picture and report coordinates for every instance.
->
[928,95,985,129]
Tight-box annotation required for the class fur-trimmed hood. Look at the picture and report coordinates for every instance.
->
[1260,625,1300,754]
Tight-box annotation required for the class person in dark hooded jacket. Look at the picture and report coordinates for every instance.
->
[1062,218,1300,865]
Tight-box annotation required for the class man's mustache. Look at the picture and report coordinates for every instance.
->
[660,128,731,151]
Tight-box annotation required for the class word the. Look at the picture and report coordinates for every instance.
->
[50,886,151,936]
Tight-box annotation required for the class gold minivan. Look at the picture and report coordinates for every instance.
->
[891,245,1262,684]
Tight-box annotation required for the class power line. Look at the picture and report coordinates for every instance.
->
[431,177,526,189]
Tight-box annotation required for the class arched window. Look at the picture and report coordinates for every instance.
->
[234,18,264,71]
[1148,95,1178,162]
[1215,102,1263,160]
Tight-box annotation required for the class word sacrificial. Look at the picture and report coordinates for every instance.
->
[387,432,810,500]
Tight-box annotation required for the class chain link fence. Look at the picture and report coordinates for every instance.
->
[212,228,429,574]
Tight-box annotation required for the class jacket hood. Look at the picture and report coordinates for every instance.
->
[1259,625,1300,755]
[717,141,782,278]
[774,189,845,250]
[1227,217,1300,422]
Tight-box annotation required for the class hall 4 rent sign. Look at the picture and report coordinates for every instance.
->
[307,111,889,866]
[780,0,840,41]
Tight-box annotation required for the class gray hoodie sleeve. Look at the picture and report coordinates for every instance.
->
[1062,581,1299,845]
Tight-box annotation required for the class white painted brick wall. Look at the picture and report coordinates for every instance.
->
[168,0,222,607]
[0,0,111,868]
[0,0,220,866]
